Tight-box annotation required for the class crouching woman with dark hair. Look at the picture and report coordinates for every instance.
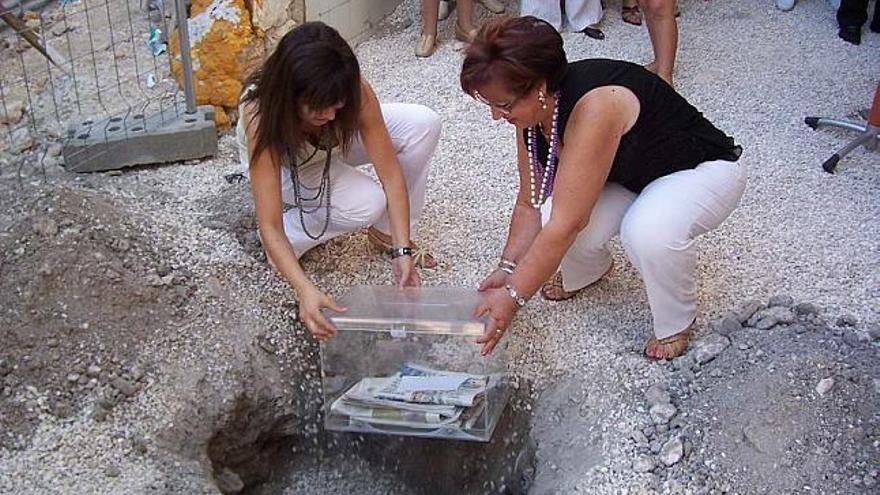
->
[464,17,746,360]
[237,22,441,340]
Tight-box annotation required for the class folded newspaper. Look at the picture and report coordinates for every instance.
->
[330,362,491,431]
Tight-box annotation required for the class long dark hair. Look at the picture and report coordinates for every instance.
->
[242,22,362,165]
[461,16,567,97]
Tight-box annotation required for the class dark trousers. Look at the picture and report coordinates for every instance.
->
[837,0,880,29]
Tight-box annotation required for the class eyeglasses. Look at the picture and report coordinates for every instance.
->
[473,90,525,115]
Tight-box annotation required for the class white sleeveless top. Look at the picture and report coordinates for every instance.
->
[235,85,340,205]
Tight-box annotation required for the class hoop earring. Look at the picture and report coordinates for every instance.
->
[538,90,547,110]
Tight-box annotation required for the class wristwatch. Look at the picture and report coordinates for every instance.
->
[390,246,413,259]
[505,284,528,308]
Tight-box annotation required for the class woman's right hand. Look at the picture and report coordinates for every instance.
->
[478,268,509,292]
[297,285,347,342]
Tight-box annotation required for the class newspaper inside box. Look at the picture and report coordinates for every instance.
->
[321,285,510,442]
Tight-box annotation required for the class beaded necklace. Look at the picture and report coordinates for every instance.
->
[525,91,561,208]
[287,127,333,240]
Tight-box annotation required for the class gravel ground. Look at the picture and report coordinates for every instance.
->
[0,0,878,494]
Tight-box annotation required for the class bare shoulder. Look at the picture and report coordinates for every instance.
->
[570,85,640,135]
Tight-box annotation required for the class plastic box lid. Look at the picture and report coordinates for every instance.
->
[326,285,485,336]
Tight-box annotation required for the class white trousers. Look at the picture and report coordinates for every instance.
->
[541,160,748,339]
[240,103,440,257]
[521,0,604,31]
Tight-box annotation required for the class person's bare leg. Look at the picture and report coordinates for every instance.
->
[422,0,440,36]
[640,0,677,85]
[456,0,476,33]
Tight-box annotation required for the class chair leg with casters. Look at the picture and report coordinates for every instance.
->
[804,82,880,173]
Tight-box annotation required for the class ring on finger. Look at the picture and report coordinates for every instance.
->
[495,328,504,335]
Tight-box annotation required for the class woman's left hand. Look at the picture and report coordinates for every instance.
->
[393,256,421,288]
[474,288,519,356]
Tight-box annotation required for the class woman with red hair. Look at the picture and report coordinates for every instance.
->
[463,17,746,360]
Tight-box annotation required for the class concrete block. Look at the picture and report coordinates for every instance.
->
[62,105,217,173]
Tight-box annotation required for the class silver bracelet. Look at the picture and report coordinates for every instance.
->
[505,284,528,308]
[498,258,517,271]
[499,265,514,275]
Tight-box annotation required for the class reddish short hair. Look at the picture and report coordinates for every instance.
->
[460,16,567,98]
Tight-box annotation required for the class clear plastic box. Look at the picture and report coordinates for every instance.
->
[321,285,510,442]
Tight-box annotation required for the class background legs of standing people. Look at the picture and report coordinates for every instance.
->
[417,0,440,57]
[837,0,880,45]
[417,0,477,57]
[622,0,643,25]
[639,0,678,86]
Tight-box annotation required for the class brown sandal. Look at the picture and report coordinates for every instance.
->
[621,5,642,26]
[367,227,437,269]
[541,272,582,301]
[644,329,691,360]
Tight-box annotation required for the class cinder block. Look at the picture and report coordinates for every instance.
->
[62,105,217,173]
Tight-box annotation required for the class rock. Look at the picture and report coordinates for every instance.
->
[169,0,258,120]
[0,359,10,377]
[768,294,794,307]
[10,128,35,153]
[0,100,25,125]
[632,456,656,473]
[32,217,59,237]
[51,399,73,419]
[795,302,820,316]
[709,369,723,378]
[47,142,63,157]
[93,406,108,422]
[215,467,245,494]
[754,307,796,330]
[111,377,137,397]
[816,377,835,396]
[650,403,677,425]
[132,436,149,455]
[156,263,172,277]
[842,332,861,348]
[679,369,696,383]
[645,385,671,406]
[717,316,742,336]
[86,365,102,378]
[650,440,662,454]
[130,364,146,382]
[110,238,130,252]
[66,372,81,383]
[660,437,684,466]
[673,354,695,371]
[257,336,277,354]
[104,465,121,478]
[836,315,859,327]
[791,324,808,335]
[692,334,730,365]
[631,429,650,446]
[867,324,880,342]
[735,300,763,324]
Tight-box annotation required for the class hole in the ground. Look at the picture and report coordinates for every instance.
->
[109,117,122,122]
[206,381,537,495]
[107,126,120,132]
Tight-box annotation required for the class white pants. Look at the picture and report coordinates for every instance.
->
[541,160,748,339]
[239,103,440,257]
[521,0,604,31]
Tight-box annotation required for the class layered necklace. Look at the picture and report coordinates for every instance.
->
[288,127,333,240]
[525,91,561,208]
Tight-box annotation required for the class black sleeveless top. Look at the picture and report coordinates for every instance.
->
[528,59,742,193]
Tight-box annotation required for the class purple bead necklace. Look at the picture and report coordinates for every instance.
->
[525,91,561,208]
